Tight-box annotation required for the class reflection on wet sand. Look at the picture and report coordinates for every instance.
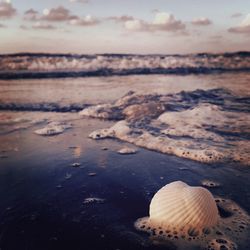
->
[72,147,82,159]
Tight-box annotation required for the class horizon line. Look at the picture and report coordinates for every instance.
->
[1,50,250,57]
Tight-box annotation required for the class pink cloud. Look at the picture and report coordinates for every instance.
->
[124,12,185,33]
[228,14,250,34]
[0,1,16,19]
[191,18,212,26]
[41,6,76,22]
[69,15,100,26]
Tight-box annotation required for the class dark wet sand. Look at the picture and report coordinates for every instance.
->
[0,117,250,250]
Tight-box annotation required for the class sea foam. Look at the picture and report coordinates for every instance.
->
[81,89,250,165]
[1,53,250,79]
[34,121,72,136]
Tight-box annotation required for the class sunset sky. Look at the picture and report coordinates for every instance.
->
[0,0,250,54]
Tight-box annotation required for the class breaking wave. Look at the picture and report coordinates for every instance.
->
[0,102,89,112]
[1,52,250,79]
[79,88,250,165]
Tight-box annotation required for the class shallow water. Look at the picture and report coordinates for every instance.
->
[1,73,250,109]
[0,73,250,250]
[0,117,250,250]
[82,87,250,164]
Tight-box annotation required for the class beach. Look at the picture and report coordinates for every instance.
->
[0,58,250,249]
[1,114,250,250]
[1,0,250,248]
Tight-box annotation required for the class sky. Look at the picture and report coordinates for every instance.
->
[0,0,250,54]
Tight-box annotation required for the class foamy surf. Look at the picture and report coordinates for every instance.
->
[0,112,77,135]
[34,121,72,136]
[1,52,250,79]
[80,89,250,165]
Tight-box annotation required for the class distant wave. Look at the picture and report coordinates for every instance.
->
[79,88,250,165]
[0,102,89,112]
[1,52,250,79]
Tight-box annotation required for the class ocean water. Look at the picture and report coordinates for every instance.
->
[0,53,250,250]
[1,52,250,79]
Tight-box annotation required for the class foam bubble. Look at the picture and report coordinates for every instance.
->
[83,198,105,204]
[207,238,237,250]
[79,104,113,119]
[123,102,165,121]
[118,147,137,155]
[70,162,81,168]
[89,121,131,140]
[158,103,250,143]
[88,121,225,163]
[34,121,72,136]
[202,180,221,188]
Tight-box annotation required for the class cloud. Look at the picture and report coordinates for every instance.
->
[41,6,76,22]
[124,12,185,33]
[24,8,39,21]
[231,13,243,18]
[228,14,250,34]
[20,24,28,30]
[0,1,16,19]
[32,22,56,30]
[152,12,185,31]
[69,15,100,26]
[22,6,100,28]
[107,15,134,23]
[24,6,78,23]
[191,17,212,26]
[25,8,38,15]
[125,19,148,31]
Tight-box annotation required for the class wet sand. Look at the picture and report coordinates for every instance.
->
[0,115,250,250]
[1,73,250,107]
[0,73,250,249]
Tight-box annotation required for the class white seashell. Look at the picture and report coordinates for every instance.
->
[148,181,219,231]
[135,181,250,249]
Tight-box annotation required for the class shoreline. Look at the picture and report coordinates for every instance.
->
[0,72,250,249]
[0,115,250,249]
